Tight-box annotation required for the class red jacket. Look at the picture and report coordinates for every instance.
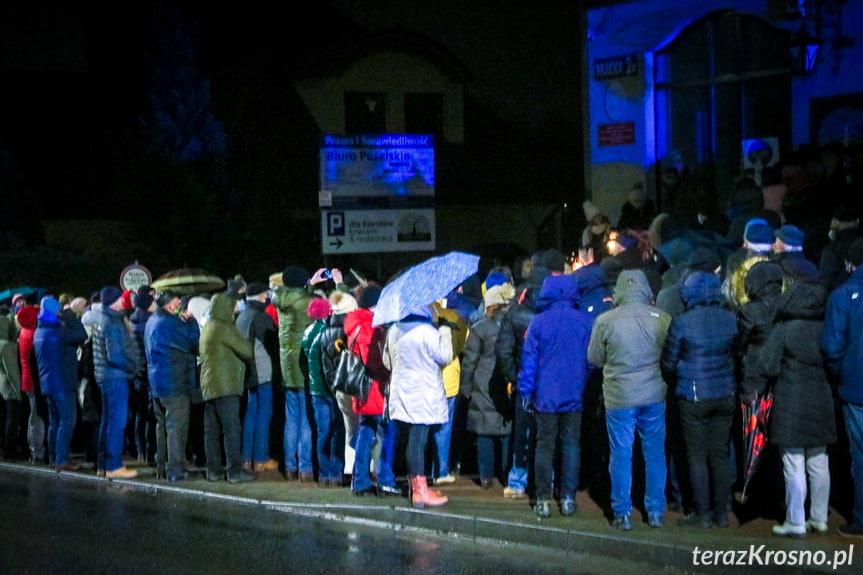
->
[16,306,39,393]
[343,308,390,416]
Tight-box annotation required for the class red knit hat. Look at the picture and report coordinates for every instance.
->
[121,289,135,310]
[306,297,332,320]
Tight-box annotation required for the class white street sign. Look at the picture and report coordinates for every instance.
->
[321,209,435,254]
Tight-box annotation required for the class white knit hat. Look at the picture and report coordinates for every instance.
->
[484,283,515,308]
[329,291,358,315]
[583,200,602,222]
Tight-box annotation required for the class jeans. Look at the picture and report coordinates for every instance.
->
[843,402,863,527]
[535,411,581,501]
[431,396,456,478]
[46,390,77,466]
[606,401,667,517]
[312,395,345,482]
[679,396,734,517]
[204,395,243,475]
[283,388,313,473]
[97,379,130,472]
[154,393,191,476]
[477,434,511,483]
[405,422,432,477]
[352,414,396,491]
[506,391,536,491]
[242,383,273,464]
[781,447,830,526]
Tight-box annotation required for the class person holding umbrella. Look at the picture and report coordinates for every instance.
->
[760,280,836,537]
[384,304,453,508]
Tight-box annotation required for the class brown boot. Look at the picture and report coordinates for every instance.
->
[410,476,448,508]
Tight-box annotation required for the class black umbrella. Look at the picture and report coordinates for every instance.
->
[735,391,774,504]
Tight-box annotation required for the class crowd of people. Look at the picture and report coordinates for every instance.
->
[1,145,863,539]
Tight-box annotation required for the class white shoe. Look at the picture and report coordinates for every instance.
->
[772,521,806,537]
[434,474,456,485]
[806,519,828,534]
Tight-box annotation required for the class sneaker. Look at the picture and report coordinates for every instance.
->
[648,514,663,528]
[105,466,138,480]
[838,523,863,538]
[206,470,223,482]
[805,519,828,534]
[254,459,279,472]
[503,487,527,499]
[242,461,253,471]
[378,484,402,497]
[613,514,632,531]
[353,486,377,497]
[772,521,806,538]
[560,497,577,517]
[434,474,457,485]
[535,499,552,519]
[678,513,712,529]
[227,469,256,484]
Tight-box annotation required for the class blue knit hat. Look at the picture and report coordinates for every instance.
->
[745,223,775,246]
[38,296,61,324]
[775,225,804,248]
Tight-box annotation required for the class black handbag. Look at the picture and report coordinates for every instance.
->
[331,326,372,402]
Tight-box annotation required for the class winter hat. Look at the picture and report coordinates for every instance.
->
[136,285,154,310]
[282,265,310,288]
[269,271,284,288]
[100,286,123,308]
[583,200,602,222]
[617,232,638,250]
[245,282,269,298]
[541,249,567,273]
[329,291,358,315]
[307,297,332,320]
[775,225,804,248]
[848,237,863,267]
[745,223,775,248]
[186,296,211,327]
[833,204,859,224]
[743,218,768,240]
[357,284,382,310]
[155,289,180,307]
[121,290,135,310]
[484,271,509,291]
[11,293,26,306]
[38,296,61,324]
[484,283,515,308]
[69,297,88,315]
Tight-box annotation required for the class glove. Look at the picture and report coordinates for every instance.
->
[520,395,535,414]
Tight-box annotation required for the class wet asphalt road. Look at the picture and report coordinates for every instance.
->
[0,471,684,575]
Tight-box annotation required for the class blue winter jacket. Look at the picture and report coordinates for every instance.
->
[33,312,88,396]
[92,306,140,384]
[822,265,863,405]
[572,263,613,319]
[518,275,593,413]
[144,307,200,399]
[660,272,739,401]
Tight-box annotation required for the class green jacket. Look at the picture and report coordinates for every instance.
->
[302,319,331,397]
[273,286,314,389]
[0,316,22,402]
[199,294,253,401]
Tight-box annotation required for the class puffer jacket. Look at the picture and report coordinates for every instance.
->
[519,275,593,413]
[34,311,88,396]
[200,293,253,401]
[384,312,453,425]
[302,319,330,397]
[494,286,540,387]
[272,286,314,390]
[130,307,152,388]
[16,306,40,394]
[235,299,278,388]
[144,306,200,399]
[572,263,613,318]
[822,265,863,405]
[588,269,671,410]
[315,312,351,395]
[736,261,783,396]
[760,280,836,447]
[0,317,22,401]
[661,272,739,401]
[91,306,140,383]
[463,312,510,435]
[344,308,389,416]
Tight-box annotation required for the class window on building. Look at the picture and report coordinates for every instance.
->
[654,10,791,215]
[345,92,386,134]
[405,93,443,137]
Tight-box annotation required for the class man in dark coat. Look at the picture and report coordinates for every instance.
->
[819,205,859,292]
[518,274,593,519]
[822,237,863,538]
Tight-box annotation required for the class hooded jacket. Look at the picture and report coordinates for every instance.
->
[91,305,140,384]
[144,306,200,399]
[272,286,314,389]
[760,280,836,447]
[660,272,739,401]
[16,306,39,394]
[736,261,784,396]
[34,308,88,396]
[572,263,613,318]
[588,269,671,410]
[235,299,278,388]
[0,316,22,401]
[518,275,593,413]
[823,265,863,404]
[343,308,389,416]
[199,294,253,401]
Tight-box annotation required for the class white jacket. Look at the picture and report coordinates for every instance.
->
[384,320,452,424]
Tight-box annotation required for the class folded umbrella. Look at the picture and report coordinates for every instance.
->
[372,251,480,327]
[735,390,774,504]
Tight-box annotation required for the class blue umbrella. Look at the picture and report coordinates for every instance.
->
[372,251,480,327]
[0,286,38,305]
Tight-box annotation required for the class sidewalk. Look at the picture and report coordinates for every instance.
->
[1,458,857,575]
